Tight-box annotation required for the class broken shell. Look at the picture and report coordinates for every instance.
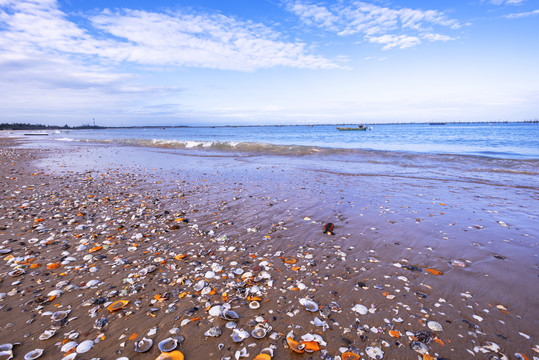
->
[286,337,305,353]
[249,301,260,310]
[303,299,319,312]
[76,340,94,353]
[365,346,384,359]
[39,329,56,340]
[107,300,129,312]
[260,348,274,357]
[155,350,184,360]
[231,329,250,342]
[204,327,222,338]
[24,349,44,360]
[208,305,222,317]
[251,327,267,339]
[47,290,63,297]
[410,341,429,354]
[342,352,360,360]
[301,340,321,353]
[134,338,153,353]
[427,321,443,332]
[193,280,206,291]
[158,338,178,352]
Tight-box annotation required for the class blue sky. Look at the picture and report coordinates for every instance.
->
[1,0,538,126]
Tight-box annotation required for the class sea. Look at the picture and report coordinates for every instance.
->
[13,122,539,189]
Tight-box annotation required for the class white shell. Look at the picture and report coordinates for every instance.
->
[249,301,260,310]
[76,340,94,353]
[61,341,78,353]
[193,280,206,291]
[51,311,69,321]
[47,290,63,297]
[352,304,368,315]
[251,327,267,339]
[61,353,77,360]
[134,338,153,353]
[365,346,384,359]
[204,270,216,279]
[24,349,44,360]
[39,329,56,340]
[209,305,222,317]
[158,338,177,352]
[427,321,443,332]
[231,329,250,342]
[303,299,319,312]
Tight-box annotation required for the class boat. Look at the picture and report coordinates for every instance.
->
[24,133,49,136]
[336,125,368,131]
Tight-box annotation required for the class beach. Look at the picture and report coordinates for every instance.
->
[0,136,537,360]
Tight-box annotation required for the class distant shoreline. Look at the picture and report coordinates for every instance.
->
[1,120,537,131]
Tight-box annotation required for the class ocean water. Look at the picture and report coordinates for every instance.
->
[15,122,539,189]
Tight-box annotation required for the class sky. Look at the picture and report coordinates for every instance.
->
[0,0,538,126]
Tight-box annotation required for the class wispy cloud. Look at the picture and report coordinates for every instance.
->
[0,0,339,71]
[485,0,527,5]
[504,9,539,18]
[285,1,461,50]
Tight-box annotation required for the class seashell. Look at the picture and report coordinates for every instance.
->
[155,350,184,360]
[260,347,274,357]
[24,349,44,360]
[221,310,239,321]
[61,341,78,353]
[204,327,222,338]
[251,327,267,339]
[47,289,63,297]
[208,305,222,317]
[225,321,237,329]
[8,269,25,277]
[427,321,443,332]
[410,341,429,354]
[134,337,153,353]
[46,263,61,270]
[107,300,129,312]
[61,354,76,360]
[286,337,305,353]
[249,301,260,310]
[158,337,178,352]
[147,326,158,336]
[482,341,501,352]
[76,340,94,353]
[253,354,271,360]
[303,299,319,312]
[193,280,206,291]
[39,329,56,340]
[51,310,69,321]
[302,340,321,353]
[342,352,360,360]
[231,329,250,343]
[365,346,384,359]
[204,270,216,279]
[0,248,12,254]
[351,304,368,315]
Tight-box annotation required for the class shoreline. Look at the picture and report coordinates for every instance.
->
[0,137,537,360]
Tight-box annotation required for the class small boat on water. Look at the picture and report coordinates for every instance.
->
[24,133,49,136]
[336,125,368,131]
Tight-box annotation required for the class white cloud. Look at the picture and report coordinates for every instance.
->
[0,0,338,71]
[504,9,539,18]
[285,1,461,50]
[486,0,526,5]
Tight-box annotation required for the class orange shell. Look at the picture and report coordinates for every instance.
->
[422,354,435,360]
[425,268,443,275]
[253,354,272,360]
[389,330,401,338]
[286,337,305,353]
[46,263,61,269]
[283,257,297,264]
[155,351,185,360]
[342,352,360,360]
[107,300,129,311]
[30,263,42,268]
[89,246,103,253]
[301,340,321,352]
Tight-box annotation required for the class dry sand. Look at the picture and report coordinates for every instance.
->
[0,137,537,360]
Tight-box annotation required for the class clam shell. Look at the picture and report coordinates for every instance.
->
[24,349,44,360]
[61,341,78,353]
[427,321,443,332]
[351,304,368,315]
[107,300,129,312]
[231,329,250,342]
[303,299,319,312]
[158,337,178,352]
[155,351,184,360]
[0,249,12,254]
[410,341,429,354]
[134,337,153,353]
[249,301,260,310]
[8,269,25,277]
[0,344,13,351]
[193,280,206,291]
[365,346,384,359]
[208,305,222,317]
[39,329,56,340]
[251,327,267,339]
[51,311,69,321]
[47,290,63,297]
[76,340,94,353]
[221,310,239,321]
[204,327,222,338]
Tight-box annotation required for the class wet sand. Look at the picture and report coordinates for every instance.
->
[0,137,537,360]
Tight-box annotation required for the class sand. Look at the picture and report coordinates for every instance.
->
[0,136,537,360]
